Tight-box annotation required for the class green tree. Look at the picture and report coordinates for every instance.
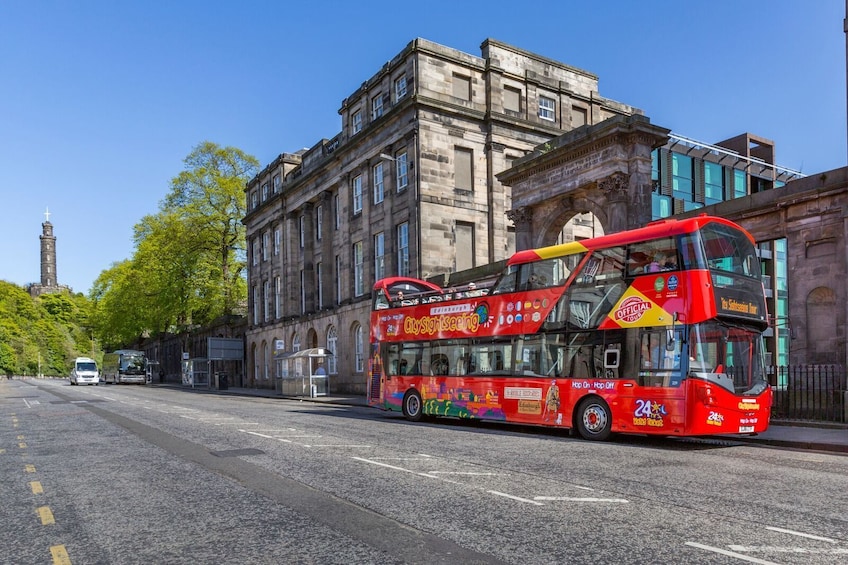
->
[90,142,257,346]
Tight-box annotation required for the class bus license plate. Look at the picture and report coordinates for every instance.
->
[738,426,754,433]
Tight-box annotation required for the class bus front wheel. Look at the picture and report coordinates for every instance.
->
[576,397,612,441]
[402,390,423,422]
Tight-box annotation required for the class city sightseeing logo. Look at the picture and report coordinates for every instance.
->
[614,296,651,323]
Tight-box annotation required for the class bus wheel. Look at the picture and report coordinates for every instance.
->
[576,397,612,441]
[402,390,423,422]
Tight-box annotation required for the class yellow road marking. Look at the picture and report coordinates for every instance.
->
[19,442,27,448]
[17,434,25,440]
[0,448,5,454]
[30,481,43,494]
[25,464,36,473]
[37,506,55,525]
[50,544,71,565]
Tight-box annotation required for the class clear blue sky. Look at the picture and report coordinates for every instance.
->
[1,0,845,295]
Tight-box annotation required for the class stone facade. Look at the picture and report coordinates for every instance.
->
[29,211,70,297]
[243,38,640,393]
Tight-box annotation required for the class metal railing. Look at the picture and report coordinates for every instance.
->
[769,365,847,423]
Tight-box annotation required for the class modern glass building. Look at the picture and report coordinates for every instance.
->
[650,133,804,368]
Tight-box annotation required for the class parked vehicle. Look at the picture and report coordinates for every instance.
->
[70,357,99,386]
[102,350,147,384]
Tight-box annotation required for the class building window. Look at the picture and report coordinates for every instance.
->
[335,255,342,304]
[262,231,270,261]
[263,279,271,322]
[452,74,471,101]
[734,169,747,198]
[351,110,362,134]
[261,183,269,201]
[252,238,260,267]
[371,93,383,120]
[572,106,587,128]
[316,262,323,309]
[396,151,408,191]
[374,232,385,281]
[299,215,305,248]
[326,326,338,374]
[454,147,473,191]
[397,222,409,277]
[292,334,301,353]
[353,241,364,296]
[353,324,364,373]
[455,222,475,271]
[334,194,341,229]
[316,205,323,241]
[252,285,260,325]
[395,76,407,101]
[262,342,269,380]
[672,153,694,201]
[273,174,281,193]
[274,227,281,256]
[539,95,556,121]
[352,175,363,214]
[373,162,384,204]
[300,270,305,314]
[704,162,725,205]
[251,191,258,210]
[504,86,521,113]
[275,276,281,318]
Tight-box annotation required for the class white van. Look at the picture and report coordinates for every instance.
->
[70,357,99,385]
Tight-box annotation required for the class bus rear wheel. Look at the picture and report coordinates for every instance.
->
[576,397,612,441]
[402,390,423,422]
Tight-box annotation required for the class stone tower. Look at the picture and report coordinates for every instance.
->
[40,208,57,287]
[29,208,69,297]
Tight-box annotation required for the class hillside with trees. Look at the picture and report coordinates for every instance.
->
[0,280,96,377]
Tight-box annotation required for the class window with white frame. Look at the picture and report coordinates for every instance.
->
[374,232,385,281]
[273,174,281,193]
[252,238,260,266]
[354,324,364,372]
[395,75,407,101]
[251,191,258,209]
[335,255,342,304]
[316,205,323,241]
[263,279,270,322]
[351,110,362,134]
[274,276,281,318]
[334,194,340,229]
[397,222,409,276]
[316,262,323,309]
[274,227,281,256]
[292,333,301,353]
[262,183,269,201]
[539,95,556,121]
[371,93,383,120]
[326,326,338,374]
[373,162,384,204]
[396,151,408,191]
[352,175,362,214]
[300,270,305,314]
[262,231,269,261]
[353,241,364,296]
[252,285,260,325]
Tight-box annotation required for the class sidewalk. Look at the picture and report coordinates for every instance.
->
[158,383,848,454]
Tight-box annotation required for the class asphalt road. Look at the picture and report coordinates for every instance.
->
[2,378,847,564]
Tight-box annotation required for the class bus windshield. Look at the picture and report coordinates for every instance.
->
[688,321,768,396]
[121,355,146,375]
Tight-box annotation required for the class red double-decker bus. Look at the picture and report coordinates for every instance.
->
[367,215,771,441]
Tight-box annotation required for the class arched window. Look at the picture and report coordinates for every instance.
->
[353,324,364,373]
[292,333,301,352]
[262,341,269,380]
[326,326,338,375]
[251,342,259,382]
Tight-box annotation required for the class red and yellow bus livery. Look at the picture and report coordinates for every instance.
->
[367,215,771,440]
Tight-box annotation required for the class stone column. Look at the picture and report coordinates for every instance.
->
[506,206,534,252]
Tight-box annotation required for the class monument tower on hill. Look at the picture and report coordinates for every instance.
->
[29,208,70,297]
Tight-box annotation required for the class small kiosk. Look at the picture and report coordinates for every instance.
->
[275,347,333,397]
